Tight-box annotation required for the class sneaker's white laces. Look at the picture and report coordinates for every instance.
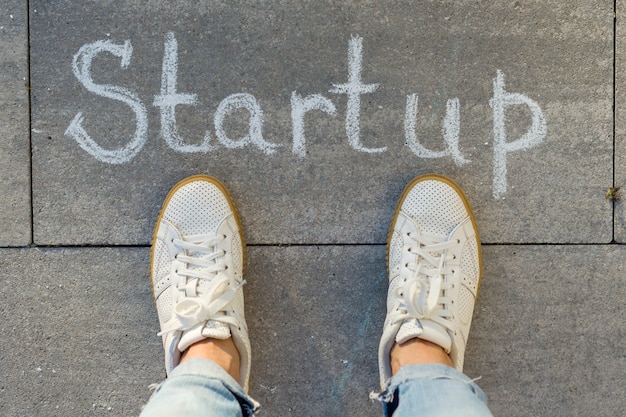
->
[392,231,455,331]
[158,233,244,336]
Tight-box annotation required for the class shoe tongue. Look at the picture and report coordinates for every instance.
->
[396,319,452,353]
[177,321,231,352]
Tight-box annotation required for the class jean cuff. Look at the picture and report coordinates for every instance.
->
[370,364,487,416]
[167,358,260,416]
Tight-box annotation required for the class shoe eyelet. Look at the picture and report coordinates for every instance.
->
[456,239,461,244]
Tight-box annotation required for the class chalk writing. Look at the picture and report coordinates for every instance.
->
[214,93,279,154]
[291,92,337,158]
[65,33,547,198]
[329,35,386,153]
[404,95,469,166]
[490,69,547,198]
[153,32,211,153]
[66,40,148,164]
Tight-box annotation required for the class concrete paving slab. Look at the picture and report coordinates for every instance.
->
[246,245,386,417]
[0,248,161,417]
[467,245,626,417]
[0,0,31,246]
[615,0,626,242]
[30,1,613,245]
[249,245,626,417]
[3,245,622,416]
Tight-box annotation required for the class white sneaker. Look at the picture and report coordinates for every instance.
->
[378,174,482,387]
[150,175,251,392]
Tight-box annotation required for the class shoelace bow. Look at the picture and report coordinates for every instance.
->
[158,233,244,336]
[392,231,456,331]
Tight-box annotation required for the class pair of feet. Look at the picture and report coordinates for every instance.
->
[150,174,482,392]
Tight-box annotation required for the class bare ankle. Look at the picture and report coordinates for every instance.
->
[180,337,241,381]
[390,338,453,375]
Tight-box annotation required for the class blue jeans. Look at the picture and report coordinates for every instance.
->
[373,364,494,417]
[140,359,259,417]
[140,361,492,417]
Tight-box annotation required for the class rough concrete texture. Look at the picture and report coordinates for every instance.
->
[1,246,624,416]
[468,246,626,417]
[0,0,31,246]
[616,0,626,241]
[30,1,612,245]
[1,1,625,416]
[246,245,385,417]
[0,248,161,417]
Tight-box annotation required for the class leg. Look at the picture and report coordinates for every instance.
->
[391,338,452,372]
[373,174,493,417]
[141,358,254,417]
[383,363,492,417]
[181,337,241,382]
[142,175,258,416]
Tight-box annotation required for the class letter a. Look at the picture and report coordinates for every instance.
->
[214,93,280,155]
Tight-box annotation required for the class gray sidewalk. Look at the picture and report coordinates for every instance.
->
[1,1,624,416]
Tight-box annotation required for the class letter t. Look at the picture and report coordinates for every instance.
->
[330,36,386,153]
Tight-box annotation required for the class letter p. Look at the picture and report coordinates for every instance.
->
[490,70,547,199]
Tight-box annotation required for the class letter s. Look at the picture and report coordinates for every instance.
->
[65,40,148,164]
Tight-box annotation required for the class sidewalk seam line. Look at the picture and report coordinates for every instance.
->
[613,0,617,243]
[1,242,625,250]
[26,0,34,246]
